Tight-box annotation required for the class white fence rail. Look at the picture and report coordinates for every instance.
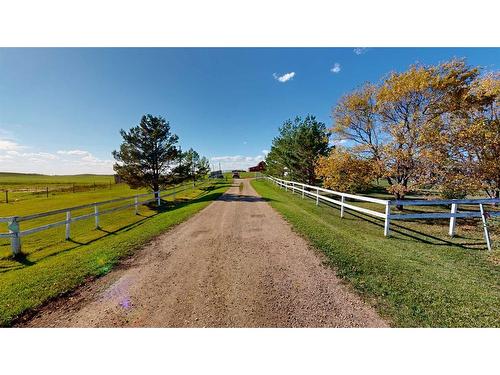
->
[0,182,203,256]
[267,176,500,251]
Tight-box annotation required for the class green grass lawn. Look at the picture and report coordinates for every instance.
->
[0,180,230,326]
[252,179,500,327]
[0,179,207,262]
[0,172,143,204]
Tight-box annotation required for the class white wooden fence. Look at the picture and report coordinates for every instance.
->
[267,176,500,251]
[0,182,203,256]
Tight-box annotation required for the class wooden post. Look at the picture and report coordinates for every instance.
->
[65,211,71,240]
[449,203,457,237]
[94,205,99,229]
[135,196,139,215]
[479,204,492,251]
[384,202,391,237]
[8,217,21,256]
[340,196,345,218]
[316,188,319,206]
[46,186,49,198]
[5,190,8,204]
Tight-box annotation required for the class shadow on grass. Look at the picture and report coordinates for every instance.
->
[0,187,229,272]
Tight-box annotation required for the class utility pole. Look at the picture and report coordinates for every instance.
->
[192,159,195,188]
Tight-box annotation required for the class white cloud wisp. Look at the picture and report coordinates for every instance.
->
[273,71,295,82]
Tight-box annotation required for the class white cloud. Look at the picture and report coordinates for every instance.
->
[57,149,90,156]
[353,47,368,55]
[273,71,295,83]
[1,144,114,175]
[330,63,341,73]
[330,138,349,146]
[0,138,25,151]
[210,151,267,171]
[262,149,269,155]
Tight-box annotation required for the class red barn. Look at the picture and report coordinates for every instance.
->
[248,161,266,172]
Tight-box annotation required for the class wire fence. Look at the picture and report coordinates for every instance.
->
[0,182,119,203]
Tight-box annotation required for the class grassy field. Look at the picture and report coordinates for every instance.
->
[0,180,230,326]
[0,173,133,204]
[251,178,500,327]
[0,175,206,264]
[0,172,114,186]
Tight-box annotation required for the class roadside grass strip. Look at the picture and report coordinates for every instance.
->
[252,179,500,327]
[0,181,230,326]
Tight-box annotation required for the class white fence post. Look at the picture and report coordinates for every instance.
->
[135,196,139,215]
[479,204,492,251]
[340,196,345,218]
[8,217,21,256]
[285,182,288,192]
[384,202,391,237]
[316,188,319,206]
[94,204,99,229]
[65,211,71,240]
[157,191,161,206]
[302,185,305,199]
[449,203,457,237]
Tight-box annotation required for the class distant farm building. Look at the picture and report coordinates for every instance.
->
[248,161,266,172]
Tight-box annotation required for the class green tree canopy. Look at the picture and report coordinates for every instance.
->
[172,148,211,185]
[112,114,180,196]
[266,115,330,184]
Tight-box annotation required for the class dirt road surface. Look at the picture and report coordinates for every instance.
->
[22,179,387,327]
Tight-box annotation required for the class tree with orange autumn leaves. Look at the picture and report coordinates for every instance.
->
[318,59,499,202]
[315,147,375,193]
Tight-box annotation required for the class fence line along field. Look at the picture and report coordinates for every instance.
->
[0,177,230,326]
[0,172,216,269]
[0,172,120,204]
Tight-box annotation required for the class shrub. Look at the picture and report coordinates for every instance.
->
[315,148,375,193]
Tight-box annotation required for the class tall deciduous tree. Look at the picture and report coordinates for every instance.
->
[266,115,330,184]
[331,59,480,202]
[112,115,180,197]
[442,72,500,198]
[376,59,478,200]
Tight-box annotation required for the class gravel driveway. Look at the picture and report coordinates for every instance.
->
[22,179,387,327]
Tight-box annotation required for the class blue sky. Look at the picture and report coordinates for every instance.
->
[0,48,498,174]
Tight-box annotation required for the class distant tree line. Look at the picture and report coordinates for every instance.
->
[266,59,499,202]
[112,114,210,196]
